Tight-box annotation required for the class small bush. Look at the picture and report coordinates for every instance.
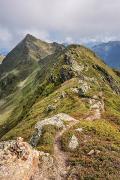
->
[42,83,55,96]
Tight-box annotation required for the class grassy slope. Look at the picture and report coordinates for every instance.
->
[0,35,64,125]
[1,45,120,138]
[61,119,120,179]
[0,44,120,179]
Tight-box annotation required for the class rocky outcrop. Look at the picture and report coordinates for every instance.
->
[86,95,104,120]
[0,137,39,180]
[64,53,85,73]
[71,80,90,97]
[30,113,76,147]
[57,52,87,83]
[60,66,74,82]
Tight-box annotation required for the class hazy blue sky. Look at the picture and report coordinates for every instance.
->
[0,0,120,50]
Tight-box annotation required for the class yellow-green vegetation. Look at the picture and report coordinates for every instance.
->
[0,36,120,178]
[1,43,120,141]
[61,119,120,179]
[1,78,89,141]
[37,125,58,154]
[0,43,120,139]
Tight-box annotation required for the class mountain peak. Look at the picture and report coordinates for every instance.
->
[25,33,33,38]
[23,34,37,43]
[0,34,65,76]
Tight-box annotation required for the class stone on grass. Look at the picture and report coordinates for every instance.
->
[76,128,83,132]
[88,149,101,156]
[68,135,79,150]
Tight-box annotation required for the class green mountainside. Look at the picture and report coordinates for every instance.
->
[0,35,120,179]
[0,34,64,98]
[0,34,64,73]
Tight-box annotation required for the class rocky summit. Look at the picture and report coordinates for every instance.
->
[0,34,120,179]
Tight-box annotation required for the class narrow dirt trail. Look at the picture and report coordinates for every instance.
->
[33,96,104,180]
[53,119,79,179]
[53,96,105,178]
[32,119,79,180]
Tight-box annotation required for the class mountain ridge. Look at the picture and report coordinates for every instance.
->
[0,34,120,179]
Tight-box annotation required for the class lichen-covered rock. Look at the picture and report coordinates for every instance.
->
[64,53,85,73]
[68,135,79,150]
[78,80,90,95]
[0,137,39,180]
[71,82,90,97]
[30,113,76,147]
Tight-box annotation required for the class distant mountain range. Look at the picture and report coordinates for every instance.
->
[1,40,120,70]
[92,41,120,69]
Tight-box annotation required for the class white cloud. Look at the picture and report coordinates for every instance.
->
[0,0,120,50]
[64,37,74,44]
[0,27,13,49]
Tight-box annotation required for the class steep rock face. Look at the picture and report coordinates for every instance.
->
[0,137,39,180]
